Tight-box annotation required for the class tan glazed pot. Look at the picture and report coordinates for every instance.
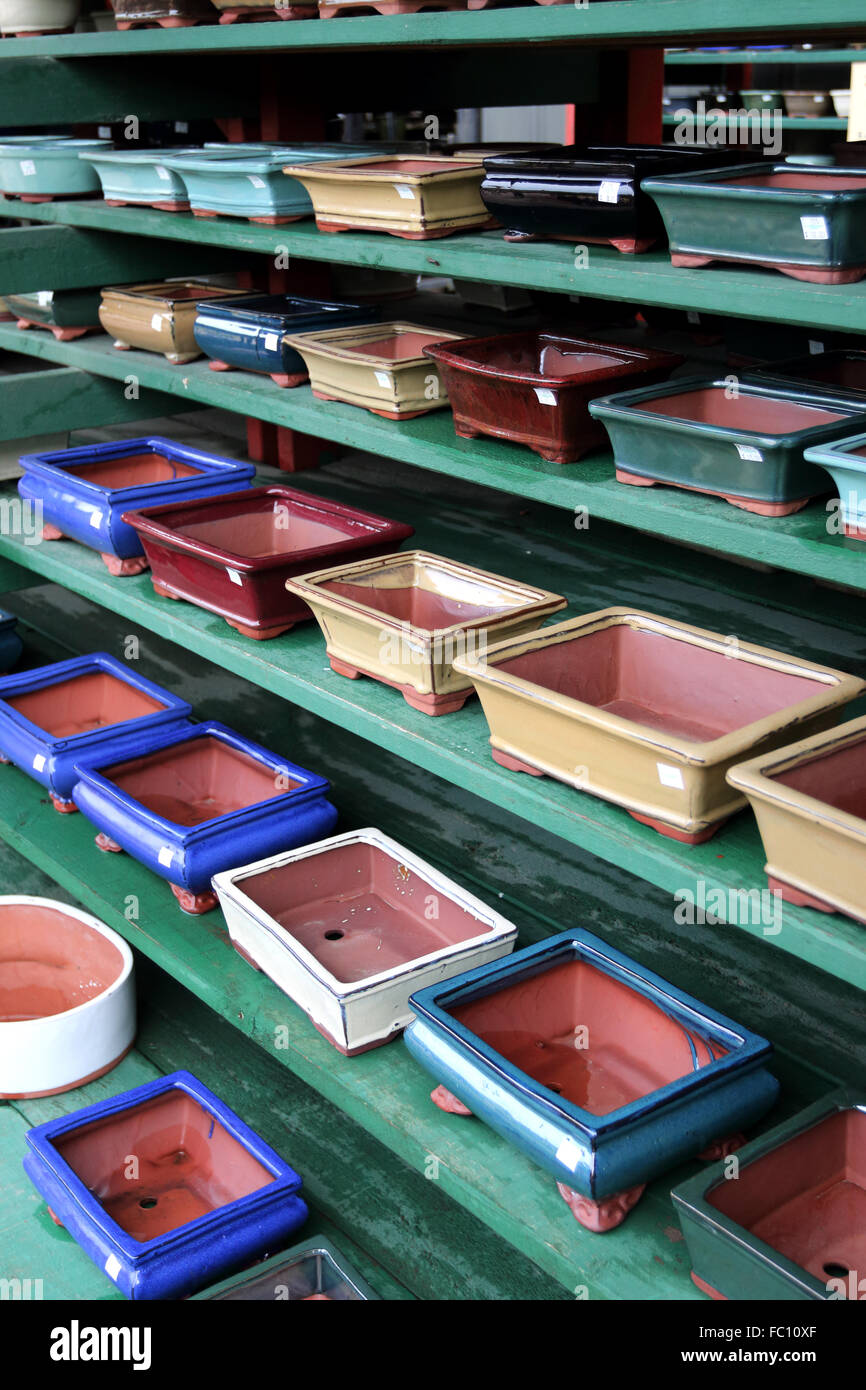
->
[280,155,491,238]
[99,281,247,365]
[285,321,464,419]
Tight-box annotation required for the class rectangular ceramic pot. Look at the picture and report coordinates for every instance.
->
[803,431,866,538]
[71,719,338,914]
[587,377,866,516]
[0,0,80,35]
[123,485,414,639]
[17,435,255,573]
[208,0,317,19]
[0,651,192,811]
[98,281,248,365]
[423,332,683,463]
[451,607,865,843]
[404,929,779,1232]
[159,146,374,224]
[194,1237,378,1300]
[111,0,214,27]
[22,1070,308,1300]
[0,608,21,672]
[286,549,567,715]
[642,162,866,283]
[192,293,376,386]
[78,147,199,211]
[5,289,102,341]
[747,348,866,403]
[212,828,518,1055]
[784,90,833,118]
[673,1090,865,1300]
[284,321,465,419]
[0,138,110,200]
[281,155,491,239]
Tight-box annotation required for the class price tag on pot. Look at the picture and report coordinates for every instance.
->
[395,184,415,200]
[264,332,280,352]
[104,1255,122,1283]
[598,180,621,203]
[32,754,46,773]
[36,291,53,307]
[89,510,103,529]
[800,215,829,240]
[535,387,557,406]
[151,313,165,333]
[374,370,393,389]
[155,166,171,182]
[226,567,244,586]
[736,443,763,462]
[657,762,685,790]
[248,175,266,189]
[686,310,701,325]
[18,160,36,177]
[98,126,112,139]
[158,847,175,869]
[808,340,825,354]
[555,1137,582,1171]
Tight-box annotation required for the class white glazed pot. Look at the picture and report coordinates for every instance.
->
[0,0,81,34]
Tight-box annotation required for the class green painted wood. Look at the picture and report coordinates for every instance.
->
[666,47,866,65]
[662,114,847,130]
[0,556,37,593]
[0,367,195,439]
[0,225,241,297]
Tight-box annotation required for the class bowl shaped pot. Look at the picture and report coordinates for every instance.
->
[803,430,866,538]
[99,281,249,364]
[0,609,21,672]
[191,293,377,385]
[783,90,833,118]
[78,147,200,211]
[0,138,111,200]
[281,155,490,239]
[0,0,80,34]
[284,321,464,419]
[194,1237,378,1299]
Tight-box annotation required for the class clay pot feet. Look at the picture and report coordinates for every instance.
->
[116,17,202,27]
[669,251,866,285]
[170,883,218,915]
[615,468,813,518]
[557,1180,646,1232]
[96,832,123,854]
[41,523,64,542]
[766,874,836,915]
[113,339,132,352]
[50,794,77,814]
[270,371,307,388]
[101,553,149,577]
[225,617,294,640]
[152,580,181,600]
[698,1133,745,1162]
[16,319,90,342]
[311,390,434,421]
[691,1272,726,1299]
[106,199,189,213]
[327,655,472,715]
[431,1084,472,1115]
[165,353,199,365]
[208,359,233,372]
[47,1206,64,1228]
[491,746,545,776]
[314,219,494,240]
[628,810,723,845]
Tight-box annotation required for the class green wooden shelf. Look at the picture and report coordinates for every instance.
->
[662,113,847,129]
[666,47,866,64]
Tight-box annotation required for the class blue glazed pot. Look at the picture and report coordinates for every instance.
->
[78,147,202,210]
[193,1236,380,1300]
[405,930,779,1232]
[71,719,338,913]
[159,145,376,224]
[803,429,866,539]
[0,652,192,811]
[18,436,255,575]
[193,294,378,386]
[0,138,111,200]
[23,1069,308,1301]
[0,609,21,673]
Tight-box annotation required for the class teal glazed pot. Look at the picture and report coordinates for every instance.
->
[160,145,375,225]
[192,1237,380,1300]
[804,430,866,539]
[5,289,102,341]
[673,1090,865,1301]
[588,377,866,516]
[0,139,112,202]
[642,162,866,283]
[78,147,202,211]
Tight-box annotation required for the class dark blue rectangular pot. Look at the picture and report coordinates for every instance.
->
[405,930,778,1232]
[71,719,338,913]
[23,1069,308,1301]
[192,294,378,387]
[17,436,255,575]
[0,608,21,672]
[0,652,192,811]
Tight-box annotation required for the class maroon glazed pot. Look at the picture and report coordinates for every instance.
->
[122,485,414,640]
[424,331,683,463]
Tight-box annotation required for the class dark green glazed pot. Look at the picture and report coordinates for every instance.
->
[5,289,102,335]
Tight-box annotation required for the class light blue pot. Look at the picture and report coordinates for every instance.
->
[804,429,866,539]
[0,138,112,198]
[78,146,202,209]
[160,144,379,222]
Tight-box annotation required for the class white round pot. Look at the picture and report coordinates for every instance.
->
[0,0,81,35]
[0,896,135,1098]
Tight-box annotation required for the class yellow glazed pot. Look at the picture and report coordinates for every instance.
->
[99,281,247,365]
[280,154,490,238]
[284,321,464,419]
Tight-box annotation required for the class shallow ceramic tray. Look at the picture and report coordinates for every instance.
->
[286,549,567,715]
[0,896,134,1099]
[587,377,866,516]
[281,155,490,239]
[123,484,414,639]
[18,435,254,573]
[405,929,779,1231]
[284,321,464,419]
[424,332,682,463]
[212,828,518,1054]
[0,0,80,35]
[803,430,866,538]
[194,1237,378,1299]
[674,1089,865,1300]
[111,0,214,28]
[0,138,110,200]
[642,162,866,283]
[0,608,21,672]
[160,146,373,224]
[99,281,248,365]
[5,289,102,341]
[23,1070,308,1300]
[192,293,376,386]
[78,146,201,211]
[451,607,864,843]
[72,719,338,913]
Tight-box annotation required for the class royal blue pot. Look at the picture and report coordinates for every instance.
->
[193,294,377,387]
[0,609,22,672]
[23,1069,308,1301]
[17,436,255,576]
[0,652,192,811]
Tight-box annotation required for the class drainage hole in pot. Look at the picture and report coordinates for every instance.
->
[547,1083,562,1094]
[139,1197,158,1210]
[824,1262,849,1278]
[324,930,344,941]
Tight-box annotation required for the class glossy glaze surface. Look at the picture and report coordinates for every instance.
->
[99,282,248,363]
[195,1237,378,1300]
[281,154,489,237]
[192,293,375,381]
[285,321,464,417]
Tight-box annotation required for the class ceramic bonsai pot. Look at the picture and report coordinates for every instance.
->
[739,89,783,112]
[405,929,779,1232]
[0,897,135,1099]
[451,607,864,844]
[5,289,102,342]
[78,147,199,211]
[783,90,833,118]
[587,377,866,516]
[208,0,316,19]
[423,332,683,463]
[318,0,469,18]
[673,1090,865,1300]
[111,0,214,26]
[23,1070,308,1300]
[284,321,464,419]
[802,431,866,538]
[123,485,414,639]
[192,293,376,386]
[0,138,110,202]
[831,89,852,119]
[0,0,80,33]
[99,282,248,365]
[0,652,192,811]
[748,349,866,404]
[72,720,338,914]
[18,436,254,574]
[212,828,518,1055]
[194,1237,378,1299]
[281,155,491,239]
[286,549,566,716]
[159,146,372,224]
[0,609,21,672]
[642,163,866,284]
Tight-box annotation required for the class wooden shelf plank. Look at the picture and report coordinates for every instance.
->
[666,46,866,64]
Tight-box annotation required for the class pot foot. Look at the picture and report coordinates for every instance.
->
[152,580,181,600]
[50,794,77,815]
[166,353,198,365]
[170,883,218,914]
[491,746,545,776]
[225,617,294,640]
[101,553,149,577]
[402,687,471,716]
[113,340,131,351]
[207,359,234,372]
[95,832,123,854]
[766,874,837,915]
[329,655,361,679]
[557,1181,646,1232]
[670,250,866,284]
[616,468,657,487]
[609,237,655,255]
[41,524,64,541]
[270,371,308,388]
[627,810,723,844]
[47,1206,64,1228]
[431,1084,472,1115]
[699,1133,746,1161]
[691,1272,726,1300]
[0,755,9,764]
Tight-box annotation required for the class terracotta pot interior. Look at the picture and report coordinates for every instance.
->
[120,285,236,303]
[171,493,364,558]
[774,354,866,393]
[341,332,446,360]
[439,334,632,380]
[6,670,167,738]
[64,453,206,489]
[450,957,727,1116]
[237,840,492,984]
[102,737,296,827]
[211,1252,355,1301]
[495,624,825,743]
[719,172,866,191]
[774,736,866,818]
[55,1088,274,1242]
[320,560,522,629]
[636,387,845,433]
[845,443,866,460]
[0,902,124,1022]
[707,1108,866,1286]
[343,159,476,175]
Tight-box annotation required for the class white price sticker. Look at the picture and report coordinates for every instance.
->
[104,1255,122,1282]
[264,332,279,352]
[19,160,36,176]
[32,754,46,773]
[89,510,103,529]
[374,370,393,389]
[555,1137,582,1171]
[808,340,825,355]
[801,215,829,240]
[155,165,171,182]
[37,291,53,307]
[175,121,189,134]
[248,175,266,189]
[395,184,415,200]
[686,310,701,325]
[598,180,621,204]
[534,387,557,406]
[226,567,244,586]
[151,313,164,332]
[98,126,111,139]
[657,762,685,790]
[736,443,763,462]
[157,847,174,869]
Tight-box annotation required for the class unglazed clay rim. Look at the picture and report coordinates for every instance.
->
[285,321,465,370]
[211,826,518,998]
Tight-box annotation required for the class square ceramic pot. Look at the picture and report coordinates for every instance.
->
[71,720,338,914]
[159,146,374,224]
[99,282,248,365]
[803,431,866,538]
[673,1090,865,1300]
[6,289,102,341]
[587,377,866,516]
[404,929,779,1232]
[281,155,491,239]
[642,163,866,283]
[0,896,135,1099]
[783,90,833,118]
[194,1237,378,1300]
[208,0,318,21]
[18,435,255,573]
[0,0,80,34]
[78,147,200,211]
[123,485,414,639]
[284,321,465,419]
[212,828,518,1055]
[0,651,192,811]
[192,293,377,386]
[423,332,683,463]
[286,549,567,715]
[451,607,865,844]
[0,609,21,672]
[0,138,110,201]
[111,0,214,27]
[23,1070,308,1300]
